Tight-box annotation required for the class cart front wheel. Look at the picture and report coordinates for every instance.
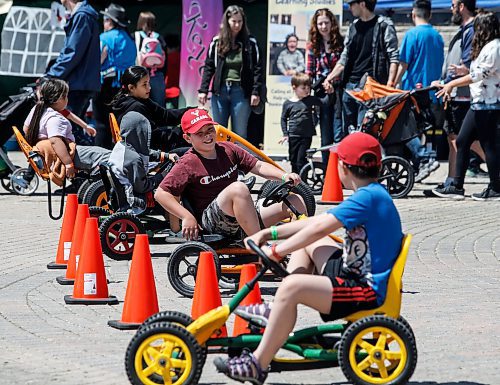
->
[126,322,203,385]
[338,315,417,385]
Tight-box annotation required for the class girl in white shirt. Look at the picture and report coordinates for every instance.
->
[435,12,499,201]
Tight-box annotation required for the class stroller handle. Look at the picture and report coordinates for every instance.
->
[410,85,438,95]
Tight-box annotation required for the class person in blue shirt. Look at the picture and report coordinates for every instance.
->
[214,132,403,385]
[46,0,100,147]
[395,0,444,182]
[92,3,136,149]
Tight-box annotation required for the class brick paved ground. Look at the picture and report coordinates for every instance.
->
[0,151,498,385]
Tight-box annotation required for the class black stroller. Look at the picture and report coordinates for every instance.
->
[0,86,39,195]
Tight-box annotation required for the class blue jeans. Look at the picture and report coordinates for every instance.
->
[211,84,251,139]
[342,82,367,133]
[149,71,166,107]
[318,94,334,166]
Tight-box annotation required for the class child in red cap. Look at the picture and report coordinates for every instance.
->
[215,132,404,385]
[154,108,307,241]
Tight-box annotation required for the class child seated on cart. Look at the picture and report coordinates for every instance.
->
[154,108,306,241]
[214,132,404,384]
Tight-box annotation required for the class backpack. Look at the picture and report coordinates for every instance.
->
[135,31,165,73]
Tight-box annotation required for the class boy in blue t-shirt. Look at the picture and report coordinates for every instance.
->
[214,132,403,385]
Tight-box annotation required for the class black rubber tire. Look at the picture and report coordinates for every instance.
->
[258,180,316,216]
[125,322,204,385]
[338,315,417,385]
[77,179,91,203]
[299,162,326,196]
[379,156,414,199]
[10,168,39,196]
[99,212,145,260]
[89,206,112,218]
[167,242,221,298]
[83,179,108,208]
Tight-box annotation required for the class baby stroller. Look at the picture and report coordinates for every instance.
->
[300,77,436,198]
[0,86,39,195]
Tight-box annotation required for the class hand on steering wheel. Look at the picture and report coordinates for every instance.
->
[246,240,289,278]
[262,180,295,208]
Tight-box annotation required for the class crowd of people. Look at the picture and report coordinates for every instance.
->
[17,0,499,201]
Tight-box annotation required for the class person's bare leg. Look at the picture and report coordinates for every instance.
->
[448,134,457,178]
[470,141,485,162]
[253,274,333,368]
[216,181,261,236]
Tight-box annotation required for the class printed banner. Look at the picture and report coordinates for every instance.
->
[180,0,223,107]
[264,0,342,155]
[0,6,65,77]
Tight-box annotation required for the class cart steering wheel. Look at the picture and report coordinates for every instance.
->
[246,239,289,278]
[262,180,295,208]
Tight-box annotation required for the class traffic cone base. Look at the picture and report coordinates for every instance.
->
[107,320,141,330]
[47,262,67,270]
[64,294,118,305]
[108,234,158,330]
[56,276,74,285]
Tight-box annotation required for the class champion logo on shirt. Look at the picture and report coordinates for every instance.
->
[199,164,238,185]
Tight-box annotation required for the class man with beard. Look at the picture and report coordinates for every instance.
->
[425,0,484,197]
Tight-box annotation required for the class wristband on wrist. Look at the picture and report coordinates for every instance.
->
[270,225,278,241]
[65,163,74,168]
[271,243,282,261]
[281,173,289,183]
[160,152,165,163]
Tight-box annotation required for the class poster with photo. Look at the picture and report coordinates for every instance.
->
[264,0,342,155]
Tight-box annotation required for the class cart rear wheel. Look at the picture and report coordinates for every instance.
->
[10,168,38,196]
[99,212,145,260]
[379,156,414,199]
[77,179,91,203]
[83,180,108,209]
[299,162,326,195]
[338,315,417,385]
[167,242,221,298]
[125,322,203,385]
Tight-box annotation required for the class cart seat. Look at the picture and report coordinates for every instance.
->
[344,234,412,322]
[109,113,122,143]
[12,126,50,180]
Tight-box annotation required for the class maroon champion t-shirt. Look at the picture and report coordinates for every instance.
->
[159,142,258,221]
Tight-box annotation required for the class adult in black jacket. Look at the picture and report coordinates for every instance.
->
[198,5,263,140]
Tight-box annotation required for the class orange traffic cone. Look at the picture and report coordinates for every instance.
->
[191,251,227,337]
[233,264,262,336]
[318,149,344,205]
[47,194,78,269]
[65,218,118,305]
[56,204,89,285]
[108,235,159,329]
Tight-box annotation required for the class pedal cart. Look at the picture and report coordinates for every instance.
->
[125,235,416,385]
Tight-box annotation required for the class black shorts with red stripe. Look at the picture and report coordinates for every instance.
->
[319,249,379,322]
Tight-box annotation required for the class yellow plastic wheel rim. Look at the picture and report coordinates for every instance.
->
[349,326,407,384]
[135,333,193,385]
[96,192,109,209]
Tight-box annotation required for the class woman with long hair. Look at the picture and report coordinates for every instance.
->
[433,12,499,201]
[305,8,344,165]
[198,5,263,139]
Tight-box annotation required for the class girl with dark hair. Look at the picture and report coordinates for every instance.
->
[93,3,136,149]
[24,79,110,179]
[305,8,344,165]
[276,33,305,76]
[434,12,500,201]
[112,65,188,141]
[198,5,263,139]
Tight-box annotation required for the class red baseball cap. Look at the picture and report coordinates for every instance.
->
[181,108,218,134]
[337,132,382,167]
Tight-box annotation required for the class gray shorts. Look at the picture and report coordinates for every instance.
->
[201,198,264,239]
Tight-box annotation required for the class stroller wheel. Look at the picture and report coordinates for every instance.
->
[299,162,326,195]
[10,168,39,196]
[379,156,414,199]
